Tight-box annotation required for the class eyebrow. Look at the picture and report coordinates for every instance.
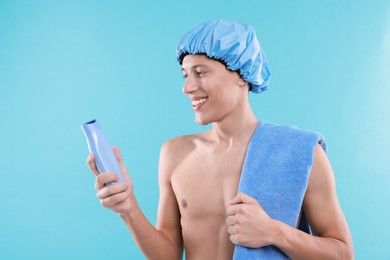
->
[181,64,211,72]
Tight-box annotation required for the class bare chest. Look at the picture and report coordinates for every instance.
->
[171,149,246,220]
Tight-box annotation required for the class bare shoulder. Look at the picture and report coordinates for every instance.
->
[161,135,195,155]
[161,133,203,158]
[158,132,209,180]
[306,144,334,196]
[304,143,336,216]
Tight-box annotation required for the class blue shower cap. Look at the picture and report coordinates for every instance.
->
[176,19,271,93]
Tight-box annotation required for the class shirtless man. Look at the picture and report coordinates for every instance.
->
[87,20,353,259]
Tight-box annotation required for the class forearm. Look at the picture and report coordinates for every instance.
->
[272,220,353,260]
[120,197,182,260]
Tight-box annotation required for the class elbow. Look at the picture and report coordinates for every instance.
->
[346,245,354,260]
[340,241,354,260]
[330,236,354,260]
[147,251,182,260]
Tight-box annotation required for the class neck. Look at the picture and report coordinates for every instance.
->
[210,100,258,145]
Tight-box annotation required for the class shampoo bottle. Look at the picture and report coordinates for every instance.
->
[81,119,126,185]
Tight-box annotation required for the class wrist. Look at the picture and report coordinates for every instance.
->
[119,193,138,221]
[268,219,285,247]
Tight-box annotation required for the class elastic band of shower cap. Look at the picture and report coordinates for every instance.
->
[176,19,271,93]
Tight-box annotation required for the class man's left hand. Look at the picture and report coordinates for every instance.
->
[226,192,278,248]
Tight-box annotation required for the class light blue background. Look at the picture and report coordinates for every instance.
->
[1,1,389,259]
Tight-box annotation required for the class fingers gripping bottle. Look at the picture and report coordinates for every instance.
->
[81,119,126,185]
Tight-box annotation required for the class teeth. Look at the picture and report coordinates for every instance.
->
[192,98,208,106]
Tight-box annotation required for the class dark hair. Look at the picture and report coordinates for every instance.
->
[179,52,253,91]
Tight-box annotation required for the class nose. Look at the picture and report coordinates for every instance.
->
[182,74,198,94]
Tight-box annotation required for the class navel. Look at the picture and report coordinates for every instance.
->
[181,199,188,208]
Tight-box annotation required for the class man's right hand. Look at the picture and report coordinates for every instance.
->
[87,146,135,216]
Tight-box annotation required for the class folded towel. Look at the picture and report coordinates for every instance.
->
[233,121,327,259]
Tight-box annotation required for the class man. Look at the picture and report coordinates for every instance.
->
[87,20,353,259]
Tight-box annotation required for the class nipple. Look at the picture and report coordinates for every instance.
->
[181,199,188,208]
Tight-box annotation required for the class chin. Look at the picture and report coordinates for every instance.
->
[195,115,212,125]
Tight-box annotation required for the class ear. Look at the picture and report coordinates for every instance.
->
[237,77,249,88]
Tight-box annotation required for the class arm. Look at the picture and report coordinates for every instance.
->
[87,145,183,260]
[226,144,354,259]
[272,144,354,259]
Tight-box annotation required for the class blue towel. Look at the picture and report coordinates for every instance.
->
[233,121,327,259]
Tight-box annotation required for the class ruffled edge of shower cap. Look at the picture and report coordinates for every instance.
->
[176,19,271,93]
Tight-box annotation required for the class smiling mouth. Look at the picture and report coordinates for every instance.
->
[192,97,208,110]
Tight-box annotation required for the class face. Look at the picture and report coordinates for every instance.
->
[181,54,248,125]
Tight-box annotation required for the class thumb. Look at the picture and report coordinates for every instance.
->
[112,146,132,185]
[230,192,258,205]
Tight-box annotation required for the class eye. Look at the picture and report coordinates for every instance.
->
[182,74,188,79]
[196,71,206,77]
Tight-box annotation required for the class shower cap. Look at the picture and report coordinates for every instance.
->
[176,19,271,93]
